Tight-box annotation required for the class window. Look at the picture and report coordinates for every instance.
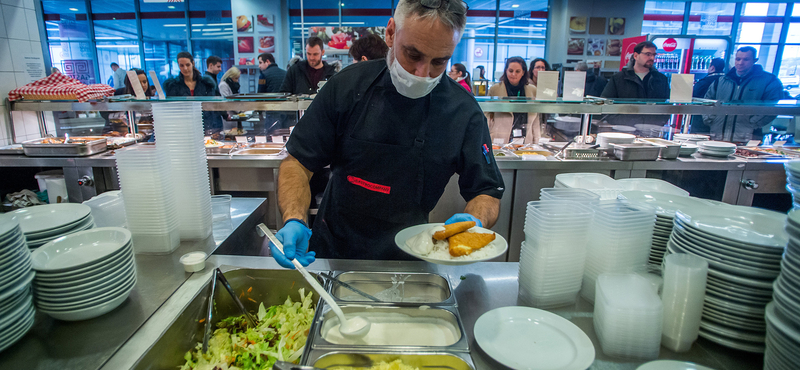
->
[687,2,736,36]
[642,1,685,35]
[734,3,787,73]
[145,40,188,85]
[140,0,187,40]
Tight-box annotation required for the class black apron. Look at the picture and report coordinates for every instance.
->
[309,68,430,260]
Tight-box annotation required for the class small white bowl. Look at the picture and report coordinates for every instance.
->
[180,251,207,272]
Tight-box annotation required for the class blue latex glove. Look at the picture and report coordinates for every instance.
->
[445,213,483,228]
[270,220,315,269]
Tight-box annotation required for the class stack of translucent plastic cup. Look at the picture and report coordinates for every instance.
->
[581,200,656,302]
[539,187,601,204]
[115,146,180,253]
[152,102,212,240]
[519,200,594,308]
[661,253,708,352]
[594,273,663,360]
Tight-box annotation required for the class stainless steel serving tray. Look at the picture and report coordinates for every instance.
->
[304,351,476,370]
[611,143,661,161]
[0,144,24,155]
[330,271,454,305]
[639,138,681,159]
[231,148,285,156]
[22,137,107,157]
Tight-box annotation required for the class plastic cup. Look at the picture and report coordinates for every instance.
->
[661,253,708,352]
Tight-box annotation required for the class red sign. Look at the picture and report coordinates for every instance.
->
[662,38,678,52]
[620,36,648,71]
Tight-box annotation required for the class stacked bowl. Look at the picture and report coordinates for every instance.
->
[152,102,213,240]
[764,209,800,368]
[9,204,95,249]
[783,160,800,210]
[697,141,736,157]
[618,191,713,266]
[0,215,35,352]
[520,200,594,308]
[596,132,636,148]
[31,227,137,321]
[116,146,180,253]
[594,273,663,360]
[581,200,656,302]
[666,205,786,352]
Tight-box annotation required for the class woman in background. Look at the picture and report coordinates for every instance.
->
[448,63,472,93]
[529,58,552,87]
[163,51,216,97]
[218,67,241,98]
[486,57,539,144]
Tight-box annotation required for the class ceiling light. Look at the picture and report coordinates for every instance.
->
[168,6,175,9]
[69,8,78,11]
[511,4,519,8]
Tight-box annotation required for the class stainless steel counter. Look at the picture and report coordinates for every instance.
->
[105,257,762,370]
[0,197,267,370]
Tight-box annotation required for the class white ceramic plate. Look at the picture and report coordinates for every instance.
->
[35,262,135,300]
[474,306,595,370]
[30,227,131,272]
[26,221,96,247]
[24,214,92,239]
[618,191,709,217]
[0,304,34,352]
[636,360,714,370]
[673,225,784,262]
[36,274,136,310]
[674,206,788,248]
[616,179,690,197]
[395,223,507,265]
[698,328,765,353]
[38,282,133,321]
[700,141,737,149]
[0,214,20,239]
[9,204,91,235]
[34,244,133,280]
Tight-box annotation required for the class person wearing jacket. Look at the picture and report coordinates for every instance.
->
[280,37,336,95]
[448,63,472,93]
[163,51,217,97]
[219,67,240,98]
[486,57,539,144]
[204,55,222,96]
[257,53,287,93]
[575,61,606,97]
[602,42,669,100]
[704,47,784,143]
[693,58,726,98]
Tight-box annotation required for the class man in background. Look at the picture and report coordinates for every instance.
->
[110,63,126,90]
[704,47,783,142]
[575,61,606,97]
[280,36,336,94]
[693,58,726,99]
[204,55,222,96]
[349,33,389,63]
[258,53,287,93]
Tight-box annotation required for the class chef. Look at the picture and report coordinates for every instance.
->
[270,0,504,268]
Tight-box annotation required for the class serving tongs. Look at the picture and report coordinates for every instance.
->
[317,272,381,302]
[272,362,325,370]
[201,268,259,353]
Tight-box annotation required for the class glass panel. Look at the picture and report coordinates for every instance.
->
[43,0,91,41]
[96,41,141,87]
[787,23,800,44]
[737,23,782,43]
[741,3,786,17]
[49,41,98,84]
[778,45,800,97]
[144,40,188,85]
[191,39,235,80]
[686,2,735,36]
[642,1,685,35]
[452,37,495,84]
[139,0,187,40]
[91,1,137,40]
[735,43,778,73]
[794,5,800,17]
[189,0,233,40]
[497,0,548,37]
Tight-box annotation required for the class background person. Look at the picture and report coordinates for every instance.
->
[280,36,336,94]
[693,57,726,98]
[219,67,241,98]
[486,57,539,144]
[601,41,669,99]
[257,53,286,93]
[704,46,783,142]
[448,63,471,93]
[349,33,389,63]
[204,55,222,96]
[529,58,551,87]
[575,61,606,97]
[163,51,216,97]
[110,62,126,89]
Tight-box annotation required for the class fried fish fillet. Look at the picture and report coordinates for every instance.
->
[448,231,496,257]
[433,221,476,241]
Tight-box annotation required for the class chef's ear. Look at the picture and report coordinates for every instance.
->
[385,18,396,48]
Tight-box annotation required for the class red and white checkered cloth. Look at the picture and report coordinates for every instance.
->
[8,71,116,103]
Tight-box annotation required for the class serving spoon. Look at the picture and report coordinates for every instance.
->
[256,223,371,339]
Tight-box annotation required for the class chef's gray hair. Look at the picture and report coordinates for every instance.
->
[394,0,466,39]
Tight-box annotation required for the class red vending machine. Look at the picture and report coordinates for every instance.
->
[649,35,731,80]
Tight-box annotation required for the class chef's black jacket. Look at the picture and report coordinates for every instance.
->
[286,60,504,260]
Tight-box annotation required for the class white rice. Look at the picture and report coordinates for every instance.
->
[421,229,501,261]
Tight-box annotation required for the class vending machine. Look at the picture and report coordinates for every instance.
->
[649,35,731,81]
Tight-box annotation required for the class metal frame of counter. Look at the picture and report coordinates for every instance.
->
[0,197,268,370]
[103,257,761,370]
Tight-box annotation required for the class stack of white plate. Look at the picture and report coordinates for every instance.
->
[581,200,656,302]
[31,227,136,321]
[764,209,800,368]
[153,102,213,240]
[783,161,800,210]
[618,191,712,265]
[673,133,710,144]
[0,215,35,352]
[539,187,601,204]
[697,141,736,157]
[116,146,180,254]
[666,205,787,353]
[9,204,95,249]
[520,200,594,308]
[594,273,663,360]
[597,132,636,148]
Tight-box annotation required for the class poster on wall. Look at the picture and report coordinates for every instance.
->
[238,57,256,66]
[569,17,586,34]
[236,15,253,32]
[589,17,605,35]
[620,35,647,70]
[257,14,275,32]
[567,38,585,55]
[607,39,622,56]
[609,18,625,35]
[238,37,254,53]
[259,36,275,53]
[586,38,605,56]
[308,27,386,50]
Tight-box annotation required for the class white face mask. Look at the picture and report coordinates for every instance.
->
[387,47,442,99]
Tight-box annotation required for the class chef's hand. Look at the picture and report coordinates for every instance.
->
[271,220,315,269]
[445,213,483,228]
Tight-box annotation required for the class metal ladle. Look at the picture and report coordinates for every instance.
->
[256,223,371,340]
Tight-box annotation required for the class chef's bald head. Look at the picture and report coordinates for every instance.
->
[393,0,467,41]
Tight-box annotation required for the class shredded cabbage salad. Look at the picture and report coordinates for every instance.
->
[180,289,315,370]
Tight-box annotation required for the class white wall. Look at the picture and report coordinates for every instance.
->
[0,0,48,146]
[547,0,646,69]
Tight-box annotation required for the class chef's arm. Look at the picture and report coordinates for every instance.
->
[277,155,314,224]
[464,194,500,229]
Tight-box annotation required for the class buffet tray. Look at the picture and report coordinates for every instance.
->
[22,137,107,157]
[0,144,24,155]
[735,147,784,159]
[611,143,660,161]
[303,350,476,370]
[639,138,681,159]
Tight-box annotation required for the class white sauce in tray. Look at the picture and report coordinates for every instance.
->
[321,312,459,346]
